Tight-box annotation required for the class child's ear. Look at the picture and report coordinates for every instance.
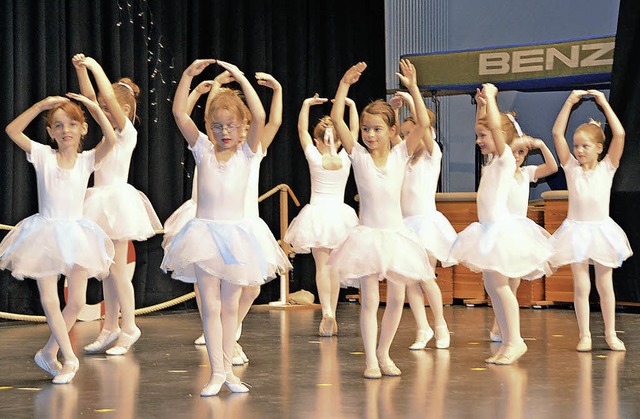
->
[46,126,54,139]
[82,122,89,136]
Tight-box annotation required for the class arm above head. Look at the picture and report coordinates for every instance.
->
[588,90,625,167]
[204,70,234,117]
[72,54,97,103]
[331,62,366,155]
[345,97,360,143]
[552,90,587,166]
[396,59,429,156]
[5,96,71,153]
[481,83,506,156]
[67,93,117,164]
[527,136,558,179]
[173,59,216,148]
[216,60,265,153]
[298,94,328,150]
[186,80,214,116]
[256,72,282,150]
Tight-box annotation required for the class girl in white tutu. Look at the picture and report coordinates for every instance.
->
[328,60,434,379]
[163,59,289,396]
[389,92,456,350]
[2,94,116,383]
[551,89,632,352]
[284,94,359,337]
[71,55,162,356]
[487,117,557,344]
[449,84,552,365]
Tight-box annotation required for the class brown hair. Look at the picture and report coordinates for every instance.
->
[313,116,333,140]
[110,78,140,122]
[361,99,396,128]
[477,111,518,145]
[205,87,248,125]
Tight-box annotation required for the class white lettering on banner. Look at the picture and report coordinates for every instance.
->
[478,42,614,76]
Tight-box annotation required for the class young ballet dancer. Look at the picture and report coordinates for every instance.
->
[389,91,456,350]
[550,89,632,352]
[284,94,359,337]
[328,59,434,379]
[72,54,162,356]
[1,94,116,383]
[163,59,289,396]
[489,116,558,343]
[449,84,552,365]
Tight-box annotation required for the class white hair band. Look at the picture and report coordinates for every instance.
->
[505,113,523,137]
[117,82,135,96]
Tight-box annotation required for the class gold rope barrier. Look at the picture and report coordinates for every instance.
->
[0,183,300,321]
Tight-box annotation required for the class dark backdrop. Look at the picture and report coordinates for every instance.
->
[0,0,386,314]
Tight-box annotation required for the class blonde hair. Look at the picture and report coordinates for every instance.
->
[313,116,333,140]
[206,87,248,125]
[361,100,396,129]
[477,111,519,145]
[575,118,605,145]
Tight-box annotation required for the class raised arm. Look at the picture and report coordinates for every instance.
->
[204,71,234,119]
[396,59,429,155]
[481,83,506,156]
[345,97,360,142]
[186,80,214,116]
[6,97,72,153]
[589,90,625,167]
[216,60,266,153]
[298,94,328,149]
[552,90,587,166]
[388,93,405,146]
[173,59,216,147]
[72,54,97,103]
[331,62,367,154]
[256,72,282,150]
[526,136,558,179]
[67,93,117,164]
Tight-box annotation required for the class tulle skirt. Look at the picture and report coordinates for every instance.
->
[404,211,457,266]
[162,199,196,250]
[549,218,633,268]
[160,218,290,285]
[84,184,162,241]
[0,214,114,280]
[284,202,358,253]
[448,216,552,280]
[327,224,434,288]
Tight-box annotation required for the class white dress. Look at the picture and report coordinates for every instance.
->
[449,148,552,279]
[328,142,433,287]
[160,134,289,284]
[0,141,114,280]
[83,119,162,241]
[284,144,358,253]
[161,169,197,250]
[401,143,457,265]
[549,155,632,268]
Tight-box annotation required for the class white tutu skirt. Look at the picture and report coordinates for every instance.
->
[404,211,458,266]
[84,184,162,241]
[0,214,114,280]
[160,218,290,285]
[162,199,196,250]
[327,225,434,288]
[549,218,633,269]
[284,202,358,253]
[448,216,552,280]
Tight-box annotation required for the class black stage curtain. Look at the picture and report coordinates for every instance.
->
[0,0,386,314]
[609,0,640,302]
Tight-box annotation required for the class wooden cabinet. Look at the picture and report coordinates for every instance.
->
[541,190,573,303]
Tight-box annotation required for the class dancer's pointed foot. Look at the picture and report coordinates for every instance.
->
[435,325,451,349]
[34,350,62,377]
[409,327,434,350]
[84,328,121,354]
[106,327,141,356]
[494,340,528,365]
[52,358,79,384]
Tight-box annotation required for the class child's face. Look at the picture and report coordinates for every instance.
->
[573,131,602,166]
[361,112,394,151]
[209,108,243,151]
[46,109,87,151]
[475,124,496,155]
[399,120,415,140]
[509,137,529,168]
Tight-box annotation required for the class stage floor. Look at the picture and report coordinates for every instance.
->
[1,303,639,418]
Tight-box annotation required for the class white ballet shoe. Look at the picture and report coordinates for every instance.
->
[318,316,337,337]
[409,327,434,350]
[200,374,225,397]
[363,366,382,379]
[235,342,249,364]
[379,359,402,376]
[52,358,79,385]
[576,336,592,352]
[494,341,528,365]
[435,325,451,349]
[605,335,626,351]
[84,328,121,354]
[194,333,206,345]
[106,327,141,356]
[224,374,250,393]
[34,350,62,377]
[489,330,503,343]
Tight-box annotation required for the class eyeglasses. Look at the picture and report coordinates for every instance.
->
[211,123,241,133]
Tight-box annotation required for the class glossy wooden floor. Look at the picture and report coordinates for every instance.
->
[1,303,639,419]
